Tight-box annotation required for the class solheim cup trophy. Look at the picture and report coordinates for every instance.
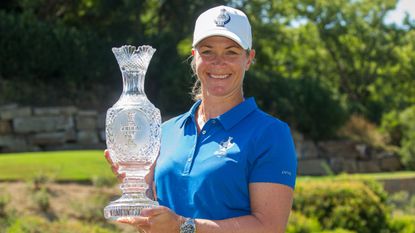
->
[104,45,161,220]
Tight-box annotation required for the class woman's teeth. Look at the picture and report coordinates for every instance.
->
[210,74,229,79]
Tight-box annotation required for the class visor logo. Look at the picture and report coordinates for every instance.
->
[214,8,231,27]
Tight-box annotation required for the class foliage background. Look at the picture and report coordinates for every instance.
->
[1,0,414,142]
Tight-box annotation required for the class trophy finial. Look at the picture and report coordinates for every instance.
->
[112,45,156,73]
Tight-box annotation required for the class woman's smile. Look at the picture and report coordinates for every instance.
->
[208,73,231,79]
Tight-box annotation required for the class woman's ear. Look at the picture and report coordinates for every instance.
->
[245,49,256,71]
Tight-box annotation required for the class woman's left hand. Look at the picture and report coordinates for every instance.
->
[118,206,183,233]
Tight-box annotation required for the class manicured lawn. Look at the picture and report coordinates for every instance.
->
[298,171,415,182]
[0,150,113,182]
[1,150,414,183]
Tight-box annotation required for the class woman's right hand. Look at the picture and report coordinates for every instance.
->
[104,149,126,181]
[104,149,157,201]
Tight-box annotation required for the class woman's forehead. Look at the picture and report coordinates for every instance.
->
[197,36,242,49]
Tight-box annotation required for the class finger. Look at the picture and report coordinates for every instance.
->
[116,172,126,182]
[117,216,149,226]
[145,182,157,201]
[104,149,113,164]
[145,186,155,201]
[140,206,169,217]
[144,161,157,184]
[111,163,119,175]
[152,182,157,200]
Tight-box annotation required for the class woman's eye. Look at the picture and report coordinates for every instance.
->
[226,50,239,55]
[201,50,213,55]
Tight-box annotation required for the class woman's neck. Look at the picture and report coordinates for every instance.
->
[199,94,244,120]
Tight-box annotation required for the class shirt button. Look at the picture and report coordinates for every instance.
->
[202,130,206,134]
[187,158,192,162]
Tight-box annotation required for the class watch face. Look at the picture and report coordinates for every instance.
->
[180,219,195,233]
[182,225,195,232]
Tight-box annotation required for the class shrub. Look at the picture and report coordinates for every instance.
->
[286,211,322,233]
[388,215,415,233]
[29,172,54,191]
[6,215,118,233]
[293,179,389,233]
[246,74,348,140]
[381,106,415,169]
[91,175,117,188]
[70,193,110,223]
[0,193,9,218]
[320,229,356,233]
[32,187,50,213]
[0,192,12,229]
[0,11,115,109]
[337,114,386,147]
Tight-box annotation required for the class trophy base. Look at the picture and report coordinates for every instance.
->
[104,194,158,221]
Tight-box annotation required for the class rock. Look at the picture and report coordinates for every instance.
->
[297,159,330,176]
[0,120,12,134]
[318,140,362,159]
[357,160,381,173]
[13,116,74,133]
[76,111,98,130]
[31,132,67,145]
[296,140,319,159]
[355,144,370,159]
[329,157,358,173]
[33,106,77,116]
[77,130,99,144]
[0,135,28,152]
[379,156,402,171]
[99,130,106,142]
[97,113,106,129]
[0,106,31,120]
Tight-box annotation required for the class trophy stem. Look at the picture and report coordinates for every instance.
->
[122,71,145,96]
[104,165,158,220]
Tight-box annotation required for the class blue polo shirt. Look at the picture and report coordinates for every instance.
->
[154,97,297,220]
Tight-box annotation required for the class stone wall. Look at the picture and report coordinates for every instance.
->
[293,131,403,175]
[0,104,404,175]
[0,104,105,152]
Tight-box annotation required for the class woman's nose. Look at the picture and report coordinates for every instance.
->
[211,54,226,65]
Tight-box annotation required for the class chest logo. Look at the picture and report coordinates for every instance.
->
[214,137,235,156]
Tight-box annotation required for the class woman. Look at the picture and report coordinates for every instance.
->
[106,5,297,233]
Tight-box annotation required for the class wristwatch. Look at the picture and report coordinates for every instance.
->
[180,218,196,233]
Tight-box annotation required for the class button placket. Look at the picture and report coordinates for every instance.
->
[183,127,198,174]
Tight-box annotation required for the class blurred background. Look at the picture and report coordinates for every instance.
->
[0,0,414,232]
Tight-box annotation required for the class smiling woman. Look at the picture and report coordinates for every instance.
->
[105,5,298,233]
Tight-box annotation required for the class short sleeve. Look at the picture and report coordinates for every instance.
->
[249,122,297,189]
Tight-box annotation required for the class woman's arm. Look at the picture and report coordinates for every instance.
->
[195,182,293,233]
[121,182,294,233]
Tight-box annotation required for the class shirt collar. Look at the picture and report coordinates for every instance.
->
[179,97,257,130]
[179,99,201,128]
[218,97,258,130]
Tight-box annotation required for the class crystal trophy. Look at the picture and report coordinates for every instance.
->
[104,45,161,220]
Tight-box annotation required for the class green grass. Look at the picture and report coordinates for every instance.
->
[0,150,113,182]
[298,171,415,182]
[1,150,414,183]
